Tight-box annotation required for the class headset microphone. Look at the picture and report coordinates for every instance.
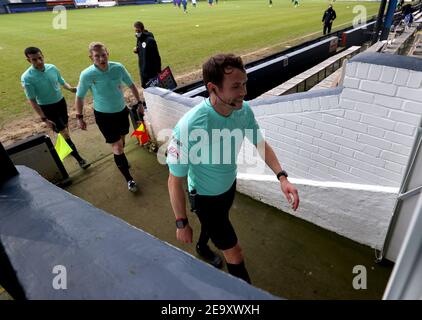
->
[213,89,236,107]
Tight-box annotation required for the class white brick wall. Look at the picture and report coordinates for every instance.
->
[397,87,422,102]
[373,94,403,110]
[143,89,193,143]
[407,71,422,88]
[368,64,382,81]
[247,60,421,188]
[360,80,397,96]
[394,69,410,86]
[236,176,398,249]
[380,66,396,83]
[241,60,420,248]
[342,88,374,103]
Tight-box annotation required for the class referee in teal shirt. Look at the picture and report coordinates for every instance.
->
[75,42,144,192]
[21,47,89,169]
[167,54,300,283]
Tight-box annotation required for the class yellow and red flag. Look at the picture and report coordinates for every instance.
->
[131,122,150,145]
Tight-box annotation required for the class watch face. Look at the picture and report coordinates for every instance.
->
[176,220,183,228]
[176,219,187,228]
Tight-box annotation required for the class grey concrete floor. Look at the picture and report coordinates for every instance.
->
[24,126,393,299]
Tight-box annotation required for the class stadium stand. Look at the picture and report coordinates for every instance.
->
[116,0,156,6]
[47,0,75,9]
[0,0,6,13]
[4,0,49,13]
[0,0,156,13]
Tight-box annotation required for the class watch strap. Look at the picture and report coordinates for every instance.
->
[276,170,288,180]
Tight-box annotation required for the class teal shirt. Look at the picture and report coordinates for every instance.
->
[21,64,65,105]
[167,99,263,196]
[76,61,133,113]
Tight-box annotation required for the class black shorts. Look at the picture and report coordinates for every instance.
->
[39,98,68,133]
[190,180,238,251]
[94,107,130,144]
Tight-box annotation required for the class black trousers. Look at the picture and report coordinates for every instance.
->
[323,22,332,35]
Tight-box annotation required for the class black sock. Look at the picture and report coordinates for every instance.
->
[114,153,133,182]
[226,261,251,284]
[65,138,83,162]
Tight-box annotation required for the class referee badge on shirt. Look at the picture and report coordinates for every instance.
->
[167,136,181,161]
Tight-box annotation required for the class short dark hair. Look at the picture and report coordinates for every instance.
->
[88,41,107,55]
[24,47,42,58]
[202,53,245,89]
[134,21,144,30]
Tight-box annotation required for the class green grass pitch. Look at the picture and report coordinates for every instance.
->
[0,0,380,126]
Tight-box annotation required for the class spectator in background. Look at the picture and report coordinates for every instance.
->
[133,21,162,89]
[402,3,413,27]
[322,4,337,35]
[402,3,412,16]
[182,0,188,13]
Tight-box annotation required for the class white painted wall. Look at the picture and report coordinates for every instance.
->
[143,54,422,249]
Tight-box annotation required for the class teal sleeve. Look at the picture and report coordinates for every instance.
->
[55,66,65,85]
[120,65,134,87]
[76,73,89,99]
[21,77,36,100]
[246,106,263,145]
[166,126,189,177]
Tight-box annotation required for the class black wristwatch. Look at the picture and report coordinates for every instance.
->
[276,170,288,181]
[175,218,189,229]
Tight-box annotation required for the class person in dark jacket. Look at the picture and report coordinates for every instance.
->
[402,3,413,26]
[133,21,162,89]
[322,4,337,35]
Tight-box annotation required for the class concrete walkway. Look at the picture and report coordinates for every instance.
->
[28,125,393,299]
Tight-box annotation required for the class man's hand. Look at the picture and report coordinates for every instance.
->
[176,225,193,244]
[133,47,138,54]
[137,102,145,117]
[63,83,77,93]
[77,118,87,130]
[280,178,300,211]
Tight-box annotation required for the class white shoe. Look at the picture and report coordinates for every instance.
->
[128,180,138,193]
